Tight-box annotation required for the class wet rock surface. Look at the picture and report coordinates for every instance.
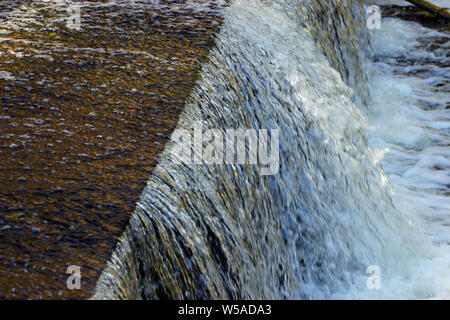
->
[0,0,224,299]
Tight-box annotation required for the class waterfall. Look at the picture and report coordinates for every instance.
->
[92,0,434,299]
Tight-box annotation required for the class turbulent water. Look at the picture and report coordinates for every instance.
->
[93,0,449,299]
[354,12,450,298]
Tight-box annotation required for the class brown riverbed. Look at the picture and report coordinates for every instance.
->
[0,0,224,299]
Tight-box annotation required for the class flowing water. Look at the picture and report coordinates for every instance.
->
[0,0,446,300]
[93,0,449,299]
[349,4,450,298]
[0,0,225,298]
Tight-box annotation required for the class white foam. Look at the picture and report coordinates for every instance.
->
[346,17,450,299]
